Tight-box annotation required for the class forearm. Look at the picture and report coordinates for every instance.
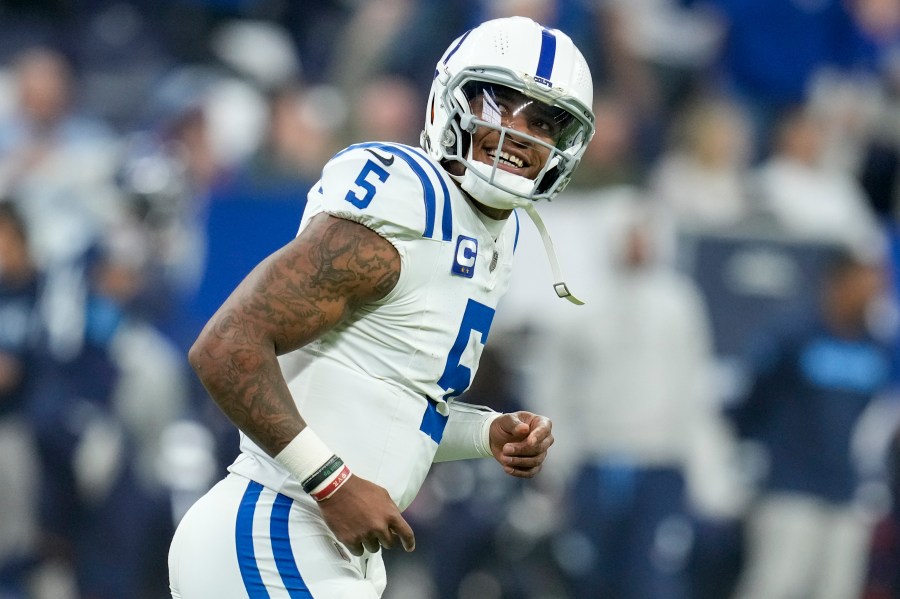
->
[433,401,501,462]
[189,316,304,456]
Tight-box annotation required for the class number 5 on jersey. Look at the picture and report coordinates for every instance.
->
[438,299,496,400]
[345,159,390,208]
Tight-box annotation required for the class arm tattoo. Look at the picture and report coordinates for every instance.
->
[190,214,400,454]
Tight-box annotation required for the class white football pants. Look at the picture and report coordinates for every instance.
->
[169,473,386,599]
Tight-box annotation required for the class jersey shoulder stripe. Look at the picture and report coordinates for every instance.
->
[513,209,521,252]
[404,145,454,243]
[337,142,453,242]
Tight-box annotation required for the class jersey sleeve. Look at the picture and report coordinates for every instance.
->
[308,143,448,243]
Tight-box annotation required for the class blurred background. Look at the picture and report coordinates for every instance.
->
[1,0,900,598]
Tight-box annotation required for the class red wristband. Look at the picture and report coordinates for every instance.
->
[310,465,352,502]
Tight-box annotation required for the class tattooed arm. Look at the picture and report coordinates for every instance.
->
[188,213,415,555]
[188,212,399,453]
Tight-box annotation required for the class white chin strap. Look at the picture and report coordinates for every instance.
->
[522,204,585,305]
[452,161,584,305]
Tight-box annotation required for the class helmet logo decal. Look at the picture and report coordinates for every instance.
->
[452,236,478,278]
[534,28,557,87]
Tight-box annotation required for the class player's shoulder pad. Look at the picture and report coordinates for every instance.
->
[315,142,454,242]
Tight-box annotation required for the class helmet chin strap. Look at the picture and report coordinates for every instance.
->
[522,203,585,305]
[450,156,585,305]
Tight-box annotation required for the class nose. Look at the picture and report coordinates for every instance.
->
[503,133,529,149]
[502,109,529,133]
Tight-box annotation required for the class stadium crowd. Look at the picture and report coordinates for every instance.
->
[1,0,900,598]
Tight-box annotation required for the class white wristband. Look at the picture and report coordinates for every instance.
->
[433,402,502,462]
[477,411,500,458]
[274,427,335,484]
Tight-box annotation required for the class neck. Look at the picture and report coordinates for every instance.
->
[471,197,512,220]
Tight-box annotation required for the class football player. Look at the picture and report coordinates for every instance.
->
[168,16,595,598]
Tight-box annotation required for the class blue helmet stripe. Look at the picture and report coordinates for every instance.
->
[536,28,557,81]
[236,481,269,598]
[443,29,473,65]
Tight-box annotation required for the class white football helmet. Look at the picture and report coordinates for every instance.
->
[421,16,595,210]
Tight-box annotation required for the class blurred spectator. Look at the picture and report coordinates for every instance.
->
[863,421,900,599]
[600,0,725,161]
[704,0,874,157]
[326,0,419,101]
[26,233,183,599]
[229,82,340,195]
[540,195,744,599]
[346,75,422,146]
[729,249,896,599]
[377,0,484,98]
[567,93,644,191]
[0,46,121,268]
[753,104,886,259]
[648,95,754,233]
[0,202,42,597]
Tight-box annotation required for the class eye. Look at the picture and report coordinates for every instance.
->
[532,119,552,133]
[530,118,558,139]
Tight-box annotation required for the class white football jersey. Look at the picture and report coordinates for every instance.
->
[229,142,521,509]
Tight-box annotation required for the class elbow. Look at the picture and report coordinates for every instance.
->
[187,328,217,383]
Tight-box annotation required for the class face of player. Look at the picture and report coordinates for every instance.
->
[465,84,573,181]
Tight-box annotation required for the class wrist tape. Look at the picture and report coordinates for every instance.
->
[433,402,502,462]
[275,428,352,501]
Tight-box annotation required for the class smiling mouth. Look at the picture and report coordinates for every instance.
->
[487,149,526,170]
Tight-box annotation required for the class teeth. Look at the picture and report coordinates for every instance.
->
[489,150,524,168]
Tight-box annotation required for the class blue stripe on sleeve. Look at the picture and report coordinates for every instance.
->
[407,145,453,241]
[270,493,314,598]
[338,143,440,239]
[536,28,557,81]
[513,210,520,252]
[236,481,270,598]
[419,397,449,443]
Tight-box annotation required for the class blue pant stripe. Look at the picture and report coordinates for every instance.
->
[236,481,269,598]
[270,492,314,598]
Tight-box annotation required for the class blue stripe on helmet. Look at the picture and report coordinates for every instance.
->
[270,493,314,597]
[443,29,473,65]
[236,481,269,598]
[536,28,557,81]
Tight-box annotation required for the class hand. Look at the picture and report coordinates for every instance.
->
[488,411,554,478]
[316,474,415,556]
